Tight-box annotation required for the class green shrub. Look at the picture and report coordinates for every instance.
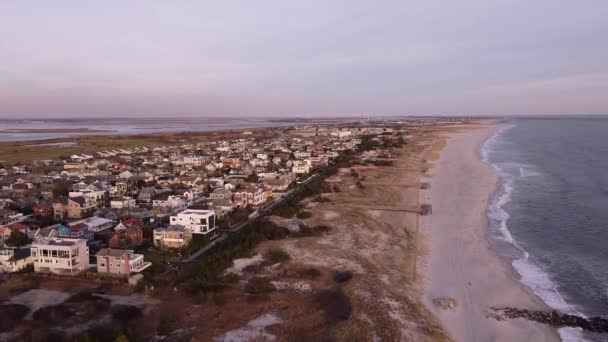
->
[245,277,276,294]
[157,313,179,336]
[267,247,291,263]
[191,292,206,305]
[296,211,312,219]
[224,273,240,284]
[212,293,228,306]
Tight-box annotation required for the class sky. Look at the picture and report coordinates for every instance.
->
[1,0,608,118]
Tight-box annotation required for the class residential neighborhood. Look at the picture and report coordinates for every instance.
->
[0,124,407,283]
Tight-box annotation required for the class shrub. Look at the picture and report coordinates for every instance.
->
[224,273,240,284]
[333,270,353,283]
[356,181,364,189]
[333,185,341,192]
[212,293,228,306]
[316,196,331,203]
[245,277,276,294]
[299,267,322,280]
[267,247,291,263]
[315,288,352,322]
[296,211,312,219]
[191,292,206,305]
[157,313,180,336]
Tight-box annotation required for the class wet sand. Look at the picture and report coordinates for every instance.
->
[422,124,560,341]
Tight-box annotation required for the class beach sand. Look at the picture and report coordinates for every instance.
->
[422,124,560,342]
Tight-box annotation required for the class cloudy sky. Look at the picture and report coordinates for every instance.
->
[1,0,607,117]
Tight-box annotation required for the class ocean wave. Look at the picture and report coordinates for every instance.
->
[483,124,588,342]
[559,327,587,342]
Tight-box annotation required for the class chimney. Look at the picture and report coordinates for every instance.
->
[124,250,130,275]
[106,249,110,274]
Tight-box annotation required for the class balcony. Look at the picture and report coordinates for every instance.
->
[130,261,151,273]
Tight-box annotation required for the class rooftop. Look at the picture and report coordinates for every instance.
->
[33,237,85,247]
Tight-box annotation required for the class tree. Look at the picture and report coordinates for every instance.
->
[6,231,31,247]
[52,181,70,199]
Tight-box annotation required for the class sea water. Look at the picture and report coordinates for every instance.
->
[483,118,608,342]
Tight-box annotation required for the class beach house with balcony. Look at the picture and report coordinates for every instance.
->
[31,238,89,275]
[95,248,151,277]
[170,209,216,235]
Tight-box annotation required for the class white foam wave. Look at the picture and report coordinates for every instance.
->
[482,124,589,342]
[558,327,587,342]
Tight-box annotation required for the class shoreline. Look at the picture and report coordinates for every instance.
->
[421,123,560,341]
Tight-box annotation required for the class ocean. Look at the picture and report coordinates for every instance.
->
[483,118,608,342]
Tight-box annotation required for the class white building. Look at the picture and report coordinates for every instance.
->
[170,209,216,235]
[96,248,151,277]
[110,197,136,209]
[31,238,89,275]
[70,216,114,232]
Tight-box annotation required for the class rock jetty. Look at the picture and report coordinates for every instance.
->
[490,307,608,333]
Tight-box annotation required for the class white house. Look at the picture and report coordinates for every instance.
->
[153,195,186,212]
[292,163,312,174]
[96,248,151,277]
[170,209,216,235]
[70,216,114,232]
[31,238,89,275]
[110,197,136,209]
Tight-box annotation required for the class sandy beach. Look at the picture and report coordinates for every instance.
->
[422,124,560,342]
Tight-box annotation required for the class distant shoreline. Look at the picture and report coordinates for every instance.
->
[0,128,113,134]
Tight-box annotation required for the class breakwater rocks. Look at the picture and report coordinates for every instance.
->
[489,307,608,333]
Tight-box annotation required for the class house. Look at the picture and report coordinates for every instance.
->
[71,216,114,233]
[0,226,12,241]
[210,188,232,200]
[152,194,186,212]
[109,219,144,249]
[291,163,312,175]
[0,209,24,226]
[0,246,33,273]
[67,197,95,219]
[96,248,151,277]
[153,225,192,250]
[233,186,266,207]
[170,209,216,235]
[52,198,68,220]
[110,197,136,209]
[31,238,89,275]
[56,223,94,241]
[33,201,54,218]
[263,177,291,192]
[118,170,134,179]
[138,187,157,203]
